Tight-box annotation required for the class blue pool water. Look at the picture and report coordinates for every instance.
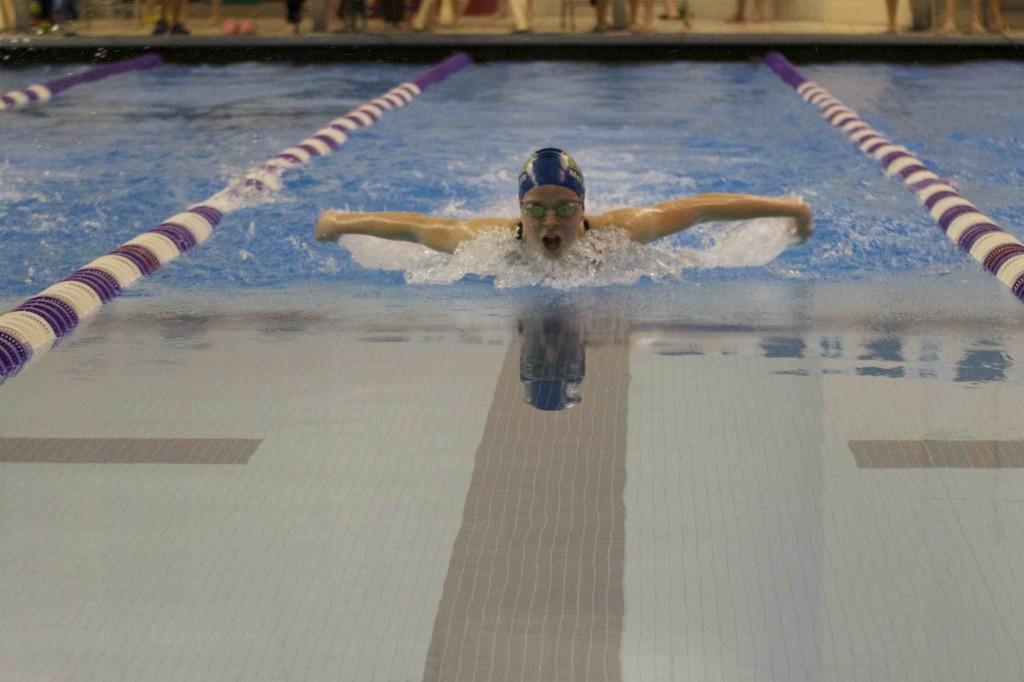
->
[1,60,1023,295]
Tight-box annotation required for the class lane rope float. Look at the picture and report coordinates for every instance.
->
[0,52,474,383]
[763,51,1024,305]
[0,53,164,111]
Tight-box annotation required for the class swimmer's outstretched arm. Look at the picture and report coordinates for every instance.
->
[595,194,813,244]
[315,211,513,254]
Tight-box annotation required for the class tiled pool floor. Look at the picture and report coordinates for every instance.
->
[2,275,1024,681]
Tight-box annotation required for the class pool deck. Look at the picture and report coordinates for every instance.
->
[2,15,1022,62]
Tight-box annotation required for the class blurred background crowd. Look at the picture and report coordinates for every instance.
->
[0,0,1019,38]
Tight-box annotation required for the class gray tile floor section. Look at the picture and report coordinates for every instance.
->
[1,278,1024,681]
[624,328,1024,681]
[0,291,508,681]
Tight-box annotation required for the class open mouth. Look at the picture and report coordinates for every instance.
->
[542,235,562,252]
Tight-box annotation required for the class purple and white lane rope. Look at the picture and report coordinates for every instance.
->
[0,53,164,111]
[0,52,474,383]
[763,51,1024,304]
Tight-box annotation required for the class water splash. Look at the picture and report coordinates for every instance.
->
[338,217,801,289]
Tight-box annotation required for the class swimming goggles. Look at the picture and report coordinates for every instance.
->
[521,201,582,219]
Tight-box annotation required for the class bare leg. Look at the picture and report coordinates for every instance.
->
[986,0,1005,31]
[411,0,436,30]
[660,0,678,20]
[940,0,958,32]
[885,0,898,31]
[728,0,745,22]
[508,0,528,30]
[328,0,343,30]
[171,0,185,25]
[439,0,454,25]
[595,0,608,29]
[750,0,763,21]
[969,0,984,31]
[630,0,655,30]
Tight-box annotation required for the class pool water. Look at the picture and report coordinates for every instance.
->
[2,60,1024,682]
[1,60,1022,294]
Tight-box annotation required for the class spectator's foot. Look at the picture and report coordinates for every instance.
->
[59,22,77,35]
[987,19,1006,33]
[726,12,744,22]
[968,19,985,33]
[937,22,958,34]
[170,23,190,35]
[152,19,170,35]
[592,23,608,32]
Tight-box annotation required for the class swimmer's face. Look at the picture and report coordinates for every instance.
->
[520,185,586,259]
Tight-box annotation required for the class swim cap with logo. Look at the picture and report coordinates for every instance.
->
[518,148,585,202]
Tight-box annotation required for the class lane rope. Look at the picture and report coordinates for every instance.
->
[0,52,474,383]
[763,51,1024,305]
[0,53,164,111]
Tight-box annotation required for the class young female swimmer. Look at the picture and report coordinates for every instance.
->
[315,148,813,258]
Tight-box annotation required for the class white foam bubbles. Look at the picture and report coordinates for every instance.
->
[339,216,801,289]
[338,234,449,273]
[686,216,802,269]
[407,228,690,288]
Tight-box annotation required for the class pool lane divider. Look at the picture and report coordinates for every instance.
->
[0,52,474,383]
[0,53,164,111]
[763,51,1024,304]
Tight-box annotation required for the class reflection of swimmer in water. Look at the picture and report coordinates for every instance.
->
[519,310,586,411]
[315,148,813,259]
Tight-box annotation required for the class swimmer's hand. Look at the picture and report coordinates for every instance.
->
[791,201,813,244]
[315,210,356,241]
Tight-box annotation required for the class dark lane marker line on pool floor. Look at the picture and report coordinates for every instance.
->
[850,440,1024,468]
[0,438,261,464]
[423,340,628,682]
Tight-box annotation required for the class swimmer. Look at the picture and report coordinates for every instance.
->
[315,147,813,258]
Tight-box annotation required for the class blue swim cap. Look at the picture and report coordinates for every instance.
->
[518,148,585,202]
